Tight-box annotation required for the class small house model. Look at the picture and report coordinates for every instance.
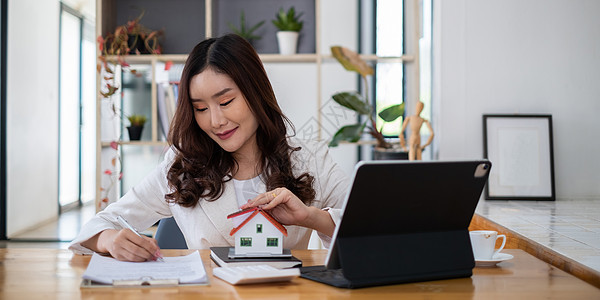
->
[227,207,287,255]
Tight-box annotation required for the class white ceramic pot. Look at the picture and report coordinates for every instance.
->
[276,31,299,55]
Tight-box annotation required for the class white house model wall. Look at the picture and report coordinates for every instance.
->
[229,209,286,256]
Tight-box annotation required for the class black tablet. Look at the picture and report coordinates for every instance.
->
[303,160,491,288]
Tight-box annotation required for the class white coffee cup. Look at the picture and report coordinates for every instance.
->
[469,230,506,260]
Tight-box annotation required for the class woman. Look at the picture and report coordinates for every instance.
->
[69,34,349,262]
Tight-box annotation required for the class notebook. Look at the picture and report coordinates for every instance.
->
[301,160,492,288]
[210,247,302,269]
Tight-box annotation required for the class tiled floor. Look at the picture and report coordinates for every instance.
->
[476,199,600,273]
[4,201,159,248]
[1,202,96,249]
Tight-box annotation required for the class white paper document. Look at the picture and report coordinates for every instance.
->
[82,251,207,285]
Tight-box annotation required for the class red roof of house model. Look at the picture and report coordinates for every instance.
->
[227,207,288,236]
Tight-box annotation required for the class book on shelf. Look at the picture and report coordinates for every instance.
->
[166,83,177,120]
[210,247,302,269]
[171,82,179,104]
[156,83,170,140]
[156,82,179,139]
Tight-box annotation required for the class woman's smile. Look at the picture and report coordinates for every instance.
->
[216,127,238,140]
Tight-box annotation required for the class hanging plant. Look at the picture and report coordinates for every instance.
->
[96,10,162,209]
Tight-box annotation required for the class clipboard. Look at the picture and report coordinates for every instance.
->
[80,277,210,288]
[80,251,209,288]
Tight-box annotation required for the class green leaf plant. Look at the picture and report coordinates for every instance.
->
[127,114,147,127]
[328,46,404,149]
[227,10,265,43]
[272,7,304,32]
[228,10,265,44]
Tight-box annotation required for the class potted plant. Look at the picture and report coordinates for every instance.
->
[328,46,406,159]
[228,10,265,46]
[97,10,162,99]
[272,7,303,55]
[98,10,162,56]
[126,114,147,141]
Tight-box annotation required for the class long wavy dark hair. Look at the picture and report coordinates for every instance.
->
[165,34,315,208]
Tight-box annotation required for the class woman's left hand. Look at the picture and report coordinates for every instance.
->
[240,188,310,226]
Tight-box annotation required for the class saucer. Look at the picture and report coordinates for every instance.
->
[475,252,514,267]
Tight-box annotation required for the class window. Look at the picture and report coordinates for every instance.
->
[240,237,252,247]
[419,0,433,132]
[256,224,262,233]
[59,4,96,208]
[266,238,278,247]
[58,5,82,208]
[375,0,404,137]
[363,0,432,155]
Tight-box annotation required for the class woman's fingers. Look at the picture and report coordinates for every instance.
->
[239,187,314,226]
[260,193,284,210]
[242,188,282,209]
[111,244,148,262]
[110,229,159,262]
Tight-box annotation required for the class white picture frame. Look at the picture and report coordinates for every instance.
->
[483,115,555,200]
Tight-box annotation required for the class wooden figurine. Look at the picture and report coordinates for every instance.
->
[227,207,287,256]
[399,101,434,160]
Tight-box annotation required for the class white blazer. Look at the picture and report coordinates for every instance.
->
[69,139,349,254]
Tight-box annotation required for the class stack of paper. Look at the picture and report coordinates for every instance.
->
[82,251,207,286]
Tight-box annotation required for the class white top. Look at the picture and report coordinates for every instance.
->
[232,177,262,208]
[69,139,349,254]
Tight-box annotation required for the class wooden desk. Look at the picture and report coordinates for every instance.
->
[0,248,598,299]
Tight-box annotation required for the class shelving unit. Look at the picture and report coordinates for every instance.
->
[95,0,418,211]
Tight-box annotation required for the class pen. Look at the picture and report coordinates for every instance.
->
[117,215,164,262]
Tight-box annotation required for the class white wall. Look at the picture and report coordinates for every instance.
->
[6,0,60,236]
[318,0,359,177]
[433,0,600,199]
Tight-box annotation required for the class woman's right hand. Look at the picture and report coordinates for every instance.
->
[85,229,162,262]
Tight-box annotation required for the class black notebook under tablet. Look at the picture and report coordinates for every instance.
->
[210,247,302,269]
[301,160,492,288]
